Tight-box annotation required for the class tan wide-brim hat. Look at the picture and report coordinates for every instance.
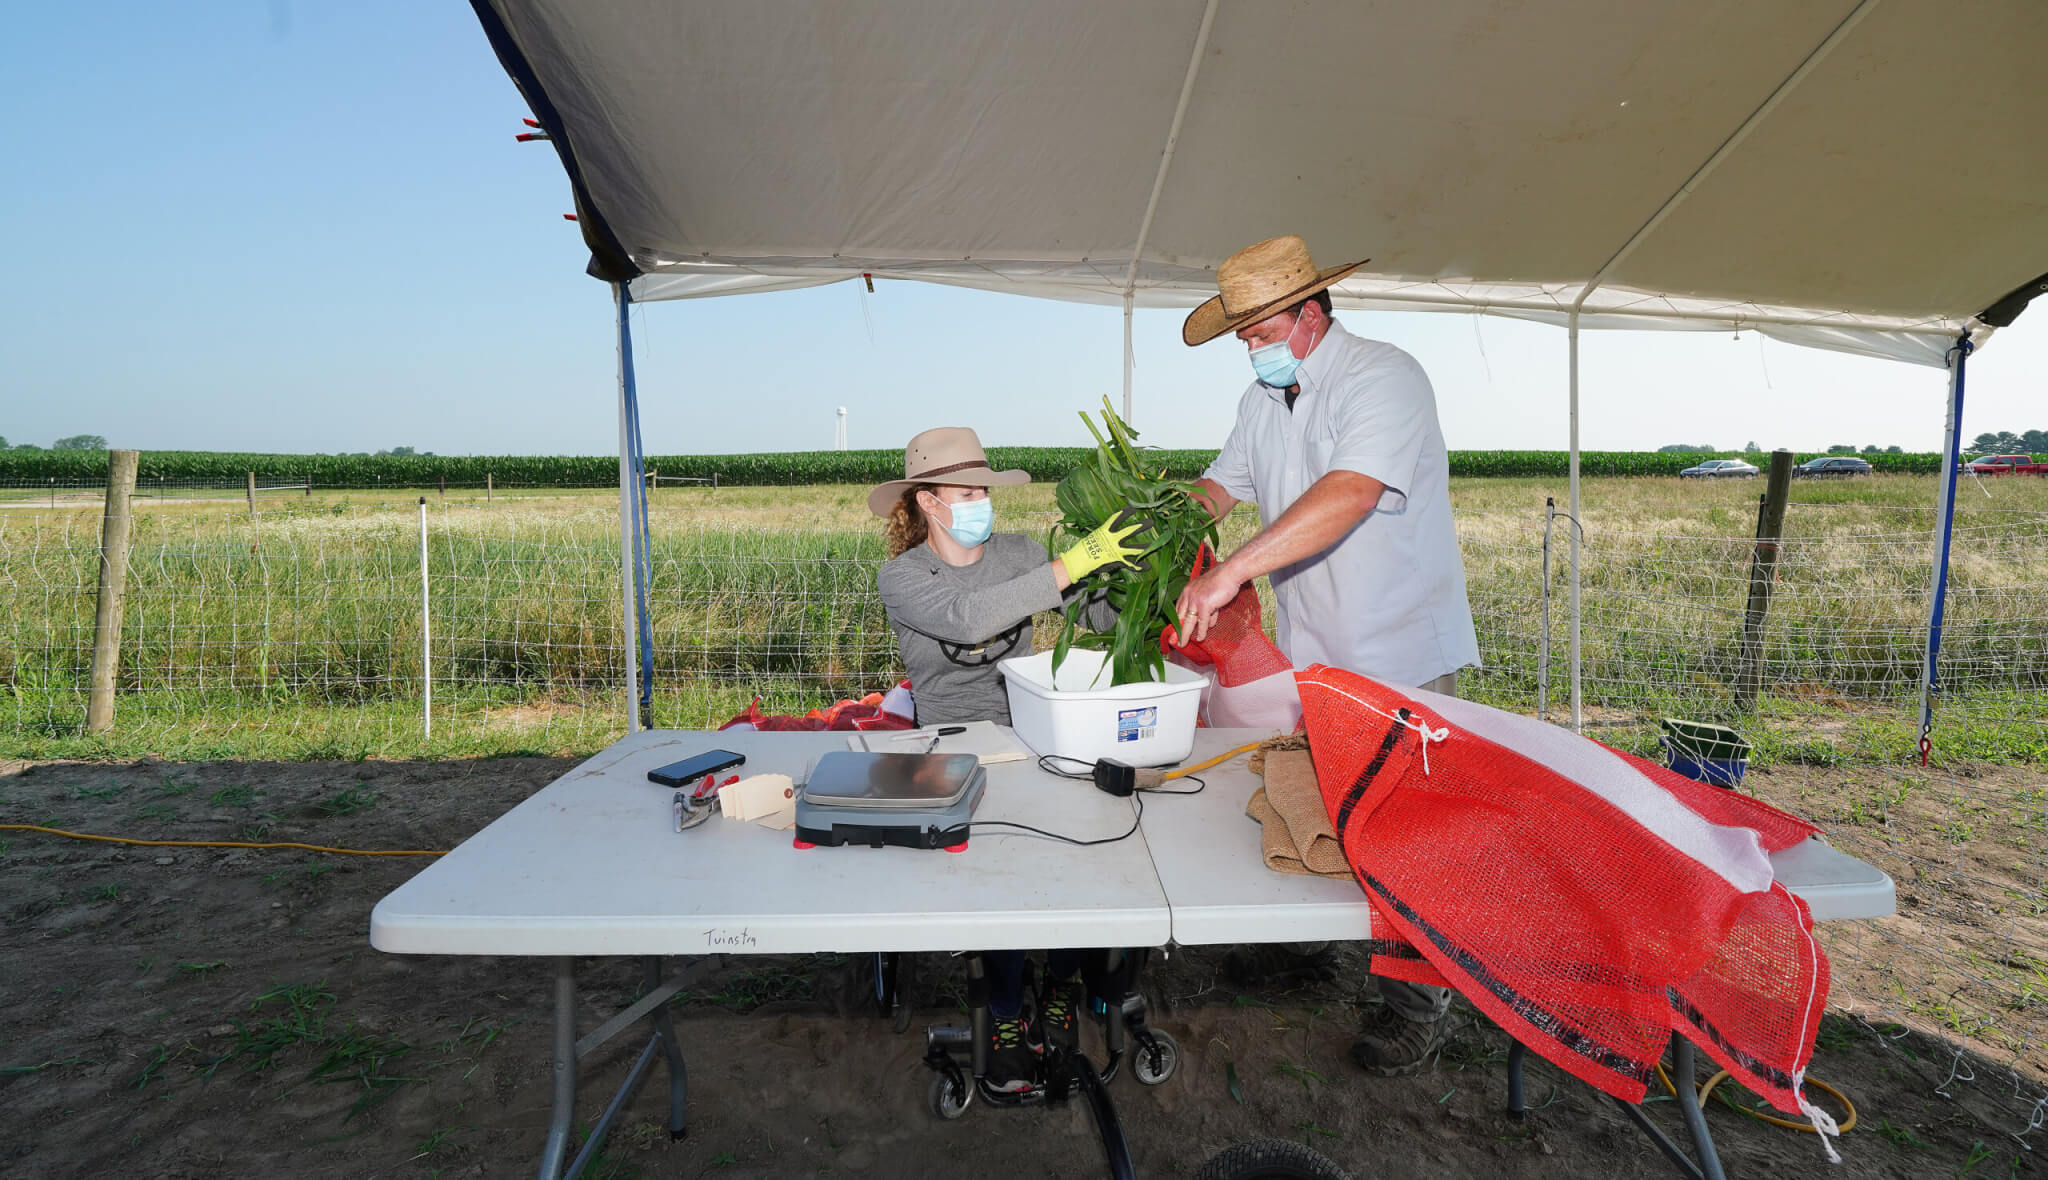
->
[1182,235,1368,346]
[867,426,1030,517]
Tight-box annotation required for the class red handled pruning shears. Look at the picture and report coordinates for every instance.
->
[691,773,742,803]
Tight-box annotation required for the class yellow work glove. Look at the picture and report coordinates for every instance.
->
[1060,507,1156,581]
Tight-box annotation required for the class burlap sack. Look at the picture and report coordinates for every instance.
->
[1244,747,1350,879]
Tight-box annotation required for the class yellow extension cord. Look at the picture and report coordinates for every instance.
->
[3,748,1267,852]
[7,752,1865,1142]
[1163,740,1266,780]
[1659,1062,1859,1135]
[0,823,445,857]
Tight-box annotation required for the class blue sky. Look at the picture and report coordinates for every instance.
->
[3,3,2041,458]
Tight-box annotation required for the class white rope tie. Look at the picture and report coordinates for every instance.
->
[1793,1073,1843,1165]
[1352,700,1452,775]
[1412,717,1451,775]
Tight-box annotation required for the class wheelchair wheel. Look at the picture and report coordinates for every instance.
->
[1192,1138,1350,1180]
[1131,1028,1179,1085]
[927,1068,972,1120]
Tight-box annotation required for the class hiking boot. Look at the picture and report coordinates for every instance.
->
[984,1015,1037,1092]
[1035,980,1079,1054]
[1349,1012,1452,1077]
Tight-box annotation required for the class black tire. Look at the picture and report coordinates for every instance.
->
[1132,1028,1180,1085]
[1193,1138,1351,1180]
[927,1068,971,1120]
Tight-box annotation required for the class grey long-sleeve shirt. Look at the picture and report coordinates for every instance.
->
[878,533,1114,725]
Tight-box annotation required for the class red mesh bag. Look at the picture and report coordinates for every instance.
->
[1296,664,1832,1130]
[718,685,915,732]
[1161,545,1292,688]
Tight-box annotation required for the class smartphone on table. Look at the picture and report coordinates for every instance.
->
[647,749,746,788]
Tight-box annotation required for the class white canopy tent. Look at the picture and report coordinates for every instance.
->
[469,0,2048,741]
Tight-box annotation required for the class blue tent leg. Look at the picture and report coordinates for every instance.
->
[1917,331,1972,765]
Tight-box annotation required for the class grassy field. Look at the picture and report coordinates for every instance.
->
[2,472,2044,764]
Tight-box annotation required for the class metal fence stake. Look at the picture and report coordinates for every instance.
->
[420,496,432,740]
[1539,497,1553,722]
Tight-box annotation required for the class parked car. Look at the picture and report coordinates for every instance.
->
[1794,456,1873,478]
[1963,454,2046,475]
[1678,458,1760,479]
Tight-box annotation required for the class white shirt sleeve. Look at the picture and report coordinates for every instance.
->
[1325,350,1434,513]
[1201,386,1261,503]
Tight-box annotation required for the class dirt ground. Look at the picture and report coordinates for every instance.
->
[2,757,2041,1179]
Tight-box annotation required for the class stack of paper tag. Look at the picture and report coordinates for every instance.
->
[846,719,1031,764]
[718,773,797,830]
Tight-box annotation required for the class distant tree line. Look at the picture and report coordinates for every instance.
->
[0,434,108,452]
[0,446,1970,487]
[1971,429,2048,453]
[1659,441,1905,455]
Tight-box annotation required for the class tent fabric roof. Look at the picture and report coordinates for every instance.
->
[476,0,2048,368]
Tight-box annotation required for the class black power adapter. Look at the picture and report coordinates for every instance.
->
[1091,758,1165,796]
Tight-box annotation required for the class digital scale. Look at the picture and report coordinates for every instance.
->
[793,751,987,851]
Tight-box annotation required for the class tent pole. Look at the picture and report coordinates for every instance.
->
[1567,310,1583,732]
[1121,291,1135,422]
[1116,0,1218,424]
[613,282,641,735]
[1917,331,1972,765]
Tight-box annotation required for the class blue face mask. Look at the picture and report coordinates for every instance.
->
[939,496,995,547]
[1248,312,1312,389]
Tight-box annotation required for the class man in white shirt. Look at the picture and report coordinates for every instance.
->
[1174,234,1480,1076]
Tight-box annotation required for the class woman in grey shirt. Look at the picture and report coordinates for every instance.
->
[870,429,1151,727]
[867,427,1152,1091]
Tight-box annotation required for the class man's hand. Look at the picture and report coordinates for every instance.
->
[1172,564,1245,645]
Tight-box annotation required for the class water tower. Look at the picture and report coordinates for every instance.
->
[835,406,848,451]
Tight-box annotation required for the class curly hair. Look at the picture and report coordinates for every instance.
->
[883,485,934,558]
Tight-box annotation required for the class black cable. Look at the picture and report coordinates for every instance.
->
[1146,773,1204,796]
[1035,754,1097,780]
[968,791,1146,846]
[973,761,1206,845]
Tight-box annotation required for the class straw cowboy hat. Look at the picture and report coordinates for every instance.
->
[867,426,1030,516]
[1182,235,1368,346]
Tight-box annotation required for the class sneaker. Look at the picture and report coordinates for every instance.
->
[1349,1012,1452,1077]
[1036,981,1079,1054]
[984,1015,1037,1092]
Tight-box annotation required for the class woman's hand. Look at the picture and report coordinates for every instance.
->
[1058,507,1156,582]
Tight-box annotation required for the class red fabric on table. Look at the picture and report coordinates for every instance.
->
[1296,664,1827,1116]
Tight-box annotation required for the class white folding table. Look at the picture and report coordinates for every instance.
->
[370,728,1170,1179]
[372,725,1896,1180]
[1144,729,1898,938]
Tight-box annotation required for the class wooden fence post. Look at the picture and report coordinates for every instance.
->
[438,475,446,498]
[1735,450,1797,710]
[486,472,493,503]
[246,471,256,516]
[87,450,140,733]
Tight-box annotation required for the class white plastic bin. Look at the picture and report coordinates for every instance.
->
[999,649,1204,767]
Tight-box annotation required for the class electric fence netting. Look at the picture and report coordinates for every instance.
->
[2,486,2044,1141]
